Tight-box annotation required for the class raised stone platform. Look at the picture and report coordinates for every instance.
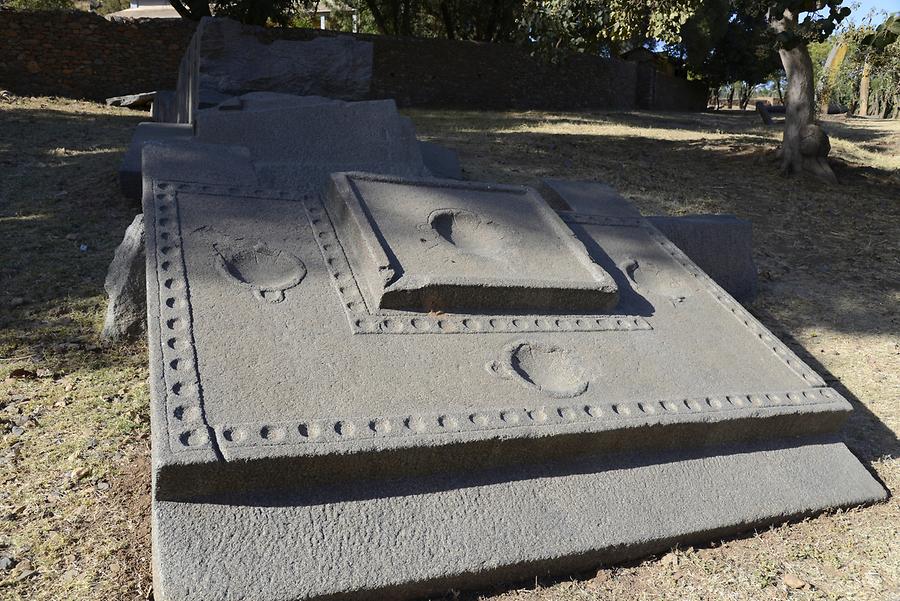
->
[144,176,885,601]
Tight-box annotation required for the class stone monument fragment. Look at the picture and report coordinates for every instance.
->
[119,123,193,199]
[101,214,146,342]
[123,18,885,600]
[174,17,373,124]
[143,172,885,601]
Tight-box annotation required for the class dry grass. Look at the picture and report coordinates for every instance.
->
[0,97,897,601]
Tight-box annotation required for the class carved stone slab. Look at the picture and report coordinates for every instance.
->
[147,178,850,485]
[326,173,619,314]
[144,178,886,601]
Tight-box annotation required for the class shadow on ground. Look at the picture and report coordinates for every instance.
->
[0,104,144,371]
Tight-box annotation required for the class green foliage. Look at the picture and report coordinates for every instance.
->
[756,0,852,48]
[518,0,703,57]
[95,0,131,15]
[3,0,74,10]
[833,13,900,117]
[861,13,900,50]
[213,0,313,26]
[672,0,781,89]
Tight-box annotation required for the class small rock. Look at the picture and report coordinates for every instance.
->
[65,233,79,241]
[96,481,110,491]
[10,426,24,436]
[9,297,25,308]
[0,556,14,570]
[783,574,808,589]
[660,551,678,567]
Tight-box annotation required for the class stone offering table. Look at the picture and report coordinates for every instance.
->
[145,174,885,601]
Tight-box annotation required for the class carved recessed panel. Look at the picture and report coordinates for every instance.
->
[325,173,619,315]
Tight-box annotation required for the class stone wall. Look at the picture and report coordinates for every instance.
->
[0,10,706,111]
[0,10,196,99]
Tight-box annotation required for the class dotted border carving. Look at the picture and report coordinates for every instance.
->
[214,387,844,449]
[642,223,827,387]
[149,182,829,456]
[303,195,653,335]
[562,211,826,388]
[151,182,216,452]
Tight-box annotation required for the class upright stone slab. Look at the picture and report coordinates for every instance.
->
[174,17,373,123]
[146,174,885,601]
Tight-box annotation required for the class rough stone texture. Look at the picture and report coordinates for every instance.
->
[194,95,427,191]
[120,123,193,200]
[151,90,177,123]
[198,18,373,99]
[174,18,373,123]
[143,176,884,601]
[646,214,758,303]
[101,214,146,342]
[141,140,258,194]
[106,91,155,109]
[419,141,463,179]
[155,440,883,601]
[0,11,707,112]
[0,10,195,100]
[542,179,758,303]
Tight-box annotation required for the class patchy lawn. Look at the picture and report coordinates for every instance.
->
[0,96,897,601]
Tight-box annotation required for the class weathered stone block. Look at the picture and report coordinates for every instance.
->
[119,122,192,200]
[143,176,884,601]
[194,95,427,191]
[101,213,145,342]
[326,173,618,314]
[151,90,176,122]
[106,91,155,109]
[174,17,373,123]
[542,179,758,303]
[419,140,462,179]
[646,214,758,303]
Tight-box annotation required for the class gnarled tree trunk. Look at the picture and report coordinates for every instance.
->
[771,10,837,183]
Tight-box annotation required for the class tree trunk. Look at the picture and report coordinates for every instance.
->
[727,83,735,109]
[168,0,210,19]
[857,59,871,116]
[740,82,753,111]
[775,77,784,105]
[772,10,837,183]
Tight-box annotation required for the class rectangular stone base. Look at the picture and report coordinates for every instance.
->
[152,439,885,601]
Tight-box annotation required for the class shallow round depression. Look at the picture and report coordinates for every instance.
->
[507,341,588,398]
[220,246,306,291]
[428,209,510,259]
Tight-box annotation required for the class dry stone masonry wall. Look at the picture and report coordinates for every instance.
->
[0,9,707,111]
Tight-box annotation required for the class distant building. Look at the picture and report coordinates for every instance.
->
[107,0,180,19]
[620,47,676,77]
[315,0,358,31]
